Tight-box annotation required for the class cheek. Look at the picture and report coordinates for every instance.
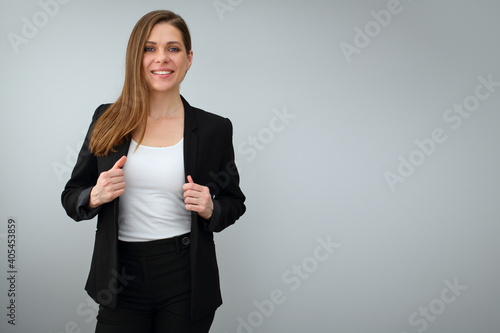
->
[142,56,149,71]
[141,59,152,84]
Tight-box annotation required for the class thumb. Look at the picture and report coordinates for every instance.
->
[187,175,194,184]
[112,156,127,169]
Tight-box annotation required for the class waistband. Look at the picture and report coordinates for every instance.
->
[118,232,191,257]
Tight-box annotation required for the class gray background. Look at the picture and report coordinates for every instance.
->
[1,0,499,332]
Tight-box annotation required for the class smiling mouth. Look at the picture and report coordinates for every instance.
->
[152,70,173,75]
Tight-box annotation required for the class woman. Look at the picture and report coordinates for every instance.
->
[61,10,246,332]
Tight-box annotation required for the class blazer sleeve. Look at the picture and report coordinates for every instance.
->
[205,118,246,232]
[61,105,107,221]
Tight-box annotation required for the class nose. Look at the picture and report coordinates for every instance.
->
[156,49,170,63]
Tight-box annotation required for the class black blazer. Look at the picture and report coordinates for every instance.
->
[61,96,246,321]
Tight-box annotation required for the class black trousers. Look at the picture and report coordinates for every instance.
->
[95,233,215,333]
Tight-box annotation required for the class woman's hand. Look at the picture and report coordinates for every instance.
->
[183,175,213,220]
[89,156,127,209]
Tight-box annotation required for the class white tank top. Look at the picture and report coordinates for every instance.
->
[118,138,191,242]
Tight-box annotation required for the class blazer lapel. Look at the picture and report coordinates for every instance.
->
[182,96,198,180]
[104,138,131,236]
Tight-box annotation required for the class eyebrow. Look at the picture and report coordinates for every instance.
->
[145,41,181,45]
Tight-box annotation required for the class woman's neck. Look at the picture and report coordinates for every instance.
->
[148,89,183,118]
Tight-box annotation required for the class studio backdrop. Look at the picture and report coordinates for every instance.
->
[1,0,499,332]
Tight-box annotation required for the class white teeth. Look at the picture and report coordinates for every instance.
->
[153,71,172,75]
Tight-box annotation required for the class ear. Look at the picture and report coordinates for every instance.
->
[187,50,193,71]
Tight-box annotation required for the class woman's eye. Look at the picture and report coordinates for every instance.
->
[169,47,180,52]
[144,46,155,52]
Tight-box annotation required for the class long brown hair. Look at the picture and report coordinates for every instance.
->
[89,10,192,156]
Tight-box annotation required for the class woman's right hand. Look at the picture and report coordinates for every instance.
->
[89,156,127,209]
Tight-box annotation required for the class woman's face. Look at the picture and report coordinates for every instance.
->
[142,22,193,95]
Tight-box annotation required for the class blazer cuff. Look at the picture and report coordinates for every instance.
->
[205,200,221,232]
[76,187,101,220]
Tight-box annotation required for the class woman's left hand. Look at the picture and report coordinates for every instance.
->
[183,175,214,220]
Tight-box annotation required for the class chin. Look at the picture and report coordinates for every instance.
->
[150,84,177,93]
